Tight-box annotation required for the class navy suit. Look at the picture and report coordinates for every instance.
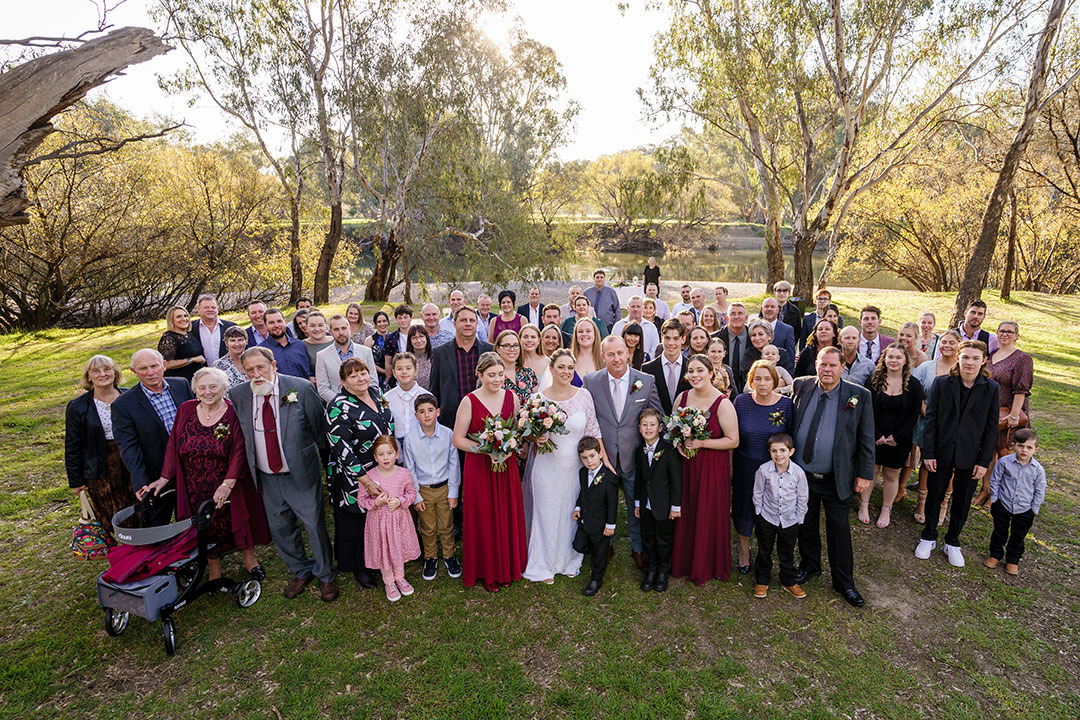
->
[770,320,797,368]
[779,300,803,347]
[189,319,237,361]
[517,303,543,328]
[245,325,269,350]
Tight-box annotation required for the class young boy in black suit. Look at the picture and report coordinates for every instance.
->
[633,408,682,592]
[572,437,619,597]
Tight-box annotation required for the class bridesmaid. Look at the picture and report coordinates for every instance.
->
[670,355,740,585]
[452,352,527,592]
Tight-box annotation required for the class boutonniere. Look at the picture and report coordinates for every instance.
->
[281,388,299,406]
[378,393,390,410]
[845,395,859,410]
[629,378,644,395]
[769,410,786,427]
[213,422,230,440]
[652,449,663,460]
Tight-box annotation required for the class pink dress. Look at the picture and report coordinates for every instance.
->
[358,466,421,569]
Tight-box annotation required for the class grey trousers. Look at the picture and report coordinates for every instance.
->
[258,470,334,582]
[616,465,642,552]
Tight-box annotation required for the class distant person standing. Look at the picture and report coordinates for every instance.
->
[773,281,803,348]
[642,256,661,290]
[585,269,620,334]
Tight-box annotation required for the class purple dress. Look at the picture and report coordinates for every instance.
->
[732,393,793,537]
[989,349,1033,450]
[492,314,524,336]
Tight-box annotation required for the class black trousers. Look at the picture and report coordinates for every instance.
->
[582,532,611,582]
[989,501,1035,564]
[922,465,977,547]
[640,510,674,573]
[332,504,369,574]
[797,476,855,591]
[755,516,799,586]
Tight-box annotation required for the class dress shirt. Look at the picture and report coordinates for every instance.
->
[651,298,671,320]
[140,383,178,433]
[841,354,874,386]
[954,324,1000,356]
[860,334,884,363]
[584,285,620,330]
[384,382,428,441]
[474,314,493,343]
[753,460,809,528]
[247,325,270,347]
[609,372,627,420]
[336,344,355,362]
[662,355,682,404]
[671,301,699,321]
[260,336,311,378]
[429,325,456,349]
[402,423,461,500]
[523,304,542,327]
[253,384,290,474]
[989,454,1046,515]
[197,319,223,365]
[795,382,840,475]
[611,318,661,358]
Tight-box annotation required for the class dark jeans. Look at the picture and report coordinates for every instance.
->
[639,509,674,573]
[922,465,977,547]
[989,501,1035,564]
[582,532,611,582]
[755,516,799,586]
[797,475,855,591]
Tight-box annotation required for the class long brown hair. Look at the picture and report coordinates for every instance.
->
[949,340,992,378]
[870,344,911,393]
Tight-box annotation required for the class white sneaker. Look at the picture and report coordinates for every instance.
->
[944,544,965,567]
[915,539,936,560]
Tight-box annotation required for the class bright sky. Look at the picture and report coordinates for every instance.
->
[5,0,684,161]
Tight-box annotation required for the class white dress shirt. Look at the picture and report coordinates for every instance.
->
[384,381,428,441]
[253,383,290,474]
[197,319,223,365]
[860,334,883,363]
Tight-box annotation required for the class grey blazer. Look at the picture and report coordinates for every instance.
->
[790,377,875,501]
[228,374,327,488]
[583,368,662,475]
[315,342,378,403]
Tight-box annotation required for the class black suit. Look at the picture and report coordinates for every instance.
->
[779,299,803,346]
[112,378,195,524]
[517,303,542,328]
[791,377,875,592]
[65,389,126,488]
[575,466,619,582]
[427,337,493,430]
[920,374,1000,546]
[188,319,237,361]
[716,326,751,391]
[642,354,690,416]
[634,440,682,573]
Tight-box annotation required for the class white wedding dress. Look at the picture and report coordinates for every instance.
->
[522,387,602,581]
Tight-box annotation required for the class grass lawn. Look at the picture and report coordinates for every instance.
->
[1,290,1078,719]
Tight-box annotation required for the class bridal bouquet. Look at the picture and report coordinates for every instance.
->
[516,396,569,454]
[663,405,710,458]
[470,415,523,472]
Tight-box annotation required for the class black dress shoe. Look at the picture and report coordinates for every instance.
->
[248,565,266,581]
[793,568,820,585]
[737,564,751,575]
[583,580,601,596]
[353,570,376,589]
[640,571,656,592]
[837,587,865,607]
[653,572,668,592]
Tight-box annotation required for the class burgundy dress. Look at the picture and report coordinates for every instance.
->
[492,314,524,336]
[670,393,733,585]
[989,349,1033,450]
[462,390,527,590]
[161,401,270,552]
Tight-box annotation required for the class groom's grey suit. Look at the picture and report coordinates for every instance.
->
[583,368,662,552]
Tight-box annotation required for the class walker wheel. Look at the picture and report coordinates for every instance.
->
[104,608,129,637]
[236,579,262,608]
[162,617,176,656]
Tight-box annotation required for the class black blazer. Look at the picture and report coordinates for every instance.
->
[517,303,542,326]
[922,374,999,470]
[427,338,493,429]
[64,388,128,488]
[641,354,690,415]
[716,326,751,390]
[112,378,195,492]
[576,466,619,535]
[633,439,682,521]
[743,344,794,377]
[791,377,875,501]
[188,319,237,360]
[779,300,803,346]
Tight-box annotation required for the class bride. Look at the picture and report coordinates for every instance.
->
[522,349,611,583]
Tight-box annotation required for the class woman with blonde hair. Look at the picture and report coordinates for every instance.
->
[571,318,602,376]
[159,306,205,382]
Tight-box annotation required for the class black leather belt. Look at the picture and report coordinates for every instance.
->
[421,480,448,490]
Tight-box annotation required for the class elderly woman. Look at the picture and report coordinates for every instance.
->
[159,306,205,382]
[794,318,840,378]
[347,302,375,345]
[213,325,249,387]
[495,330,538,404]
[732,359,794,573]
[143,367,269,581]
[744,320,792,374]
[65,355,135,538]
[325,358,394,588]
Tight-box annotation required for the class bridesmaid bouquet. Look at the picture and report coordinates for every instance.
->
[663,406,710,458]
[516,396,569,454]
[470,415,523,472]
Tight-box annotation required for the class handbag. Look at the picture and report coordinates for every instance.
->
[997,406,1029,431]
[71,489,114,560]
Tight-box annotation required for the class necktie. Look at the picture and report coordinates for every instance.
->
[802,392,829,465]
[731,336,741,379]
[612,377,624,420]
[262,396,284,473]
[666,361,679,404]
[864,339,873,359]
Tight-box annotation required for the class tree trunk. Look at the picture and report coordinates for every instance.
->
[313,202,341,305]
[792,233,816,300]
[287,196,303,305]
[363,231,401,302]
[1001,191,1017,301]
[763,201,784,293]
[951,0,1066,326]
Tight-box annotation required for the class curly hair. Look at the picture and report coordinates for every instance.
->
[870,344,911,394]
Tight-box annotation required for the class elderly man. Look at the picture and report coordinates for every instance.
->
[858,306,894,363]
[717,303,750,390]
[316,314,379,403]
[439,291,467,337]
[610,295,661,357]
[422,302,455,348]
[112,349,195,525]
[838,326,874,385]
[517,286,543,327]
[246,300,271,348]
[791,346,875,608]
[475,294,494,344]
[229,347,337,601]
[583,335,662,570]
[192,294,237,367]
[759,297,797,363]
[260,307,311,378]
[560,285,586,320]
[584,270,620,334]
[773,281,803,347]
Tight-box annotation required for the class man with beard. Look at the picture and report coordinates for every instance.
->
[259,307,311,379]
[229,347,338,601]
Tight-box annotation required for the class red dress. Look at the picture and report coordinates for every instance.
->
[161,401,270,552]
[462,390,527,590]
[670,393,733,585]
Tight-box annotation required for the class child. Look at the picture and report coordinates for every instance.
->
[384,352,428,445]
[633,408,682,592]
[401,393,462,581]
[985,428,1046,576]
[358,435,422,602]
[761,345,794,394]
[572,437,619,597]
[751,433,809,599]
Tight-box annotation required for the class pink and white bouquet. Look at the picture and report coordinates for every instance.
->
[663,405,710,458]
[516,395,569,454]
[470,415,523,472]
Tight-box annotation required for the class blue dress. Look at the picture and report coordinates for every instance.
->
[731,392,794,537]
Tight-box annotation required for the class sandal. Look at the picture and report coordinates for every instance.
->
[876,507,891,529]
[858,502,871,525]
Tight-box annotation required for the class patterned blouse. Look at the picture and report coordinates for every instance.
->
[505,367,538,404]
[213,355,249,388]
[325,387,394,512]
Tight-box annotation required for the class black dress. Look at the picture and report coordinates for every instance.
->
[159,331,205,382]
[867,378,924,469]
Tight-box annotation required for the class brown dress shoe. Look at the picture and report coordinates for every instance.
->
[753,584,768,598]
[632,551,645,571]
[319,579,340,602]
[283,575,312,599]
[1004,563,1019,576]
[983,557,999,569]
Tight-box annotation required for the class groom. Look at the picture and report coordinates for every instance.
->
[584,336,662,570]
